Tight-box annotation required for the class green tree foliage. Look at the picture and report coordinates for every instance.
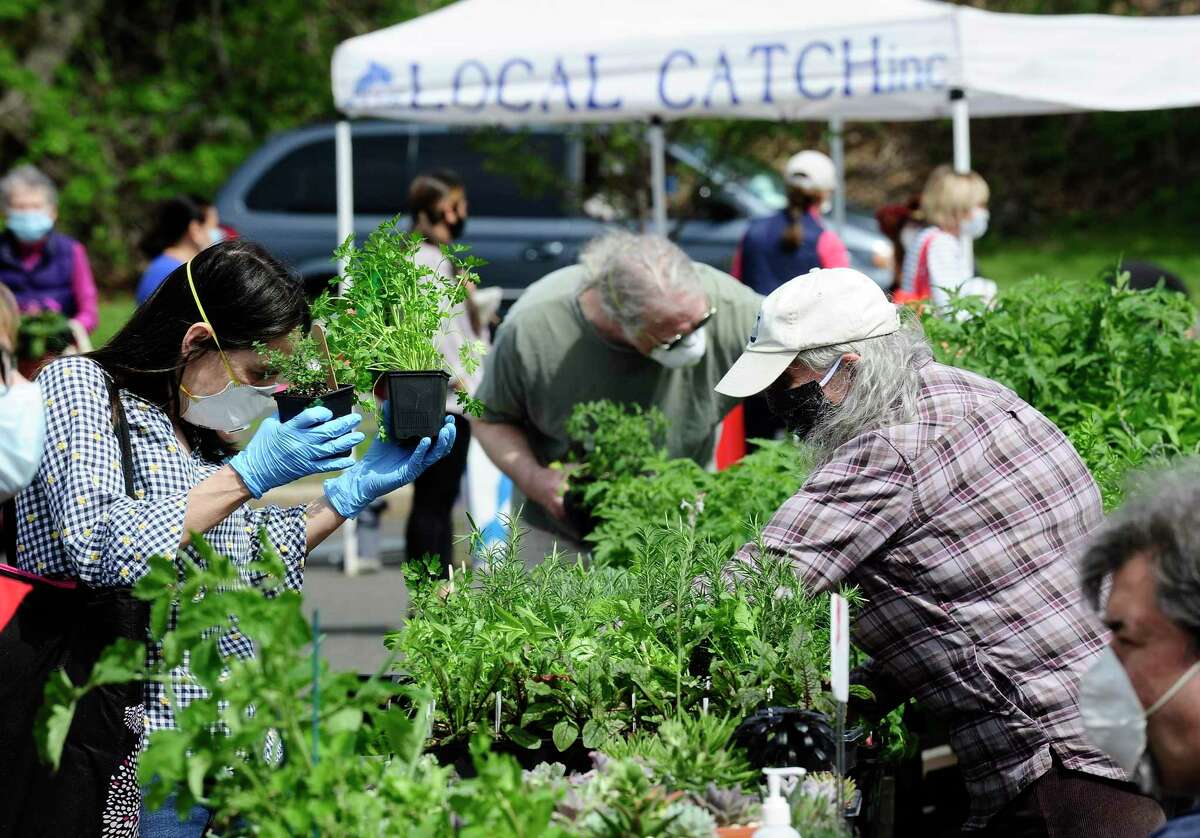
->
[0,0,448,289]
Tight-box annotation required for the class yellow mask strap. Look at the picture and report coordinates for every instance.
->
[185,258,241,384]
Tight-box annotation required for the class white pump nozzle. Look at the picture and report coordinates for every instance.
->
[756,767,807,836]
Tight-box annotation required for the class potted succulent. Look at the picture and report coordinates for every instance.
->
[315,217,486,441]
[255,331,355,423]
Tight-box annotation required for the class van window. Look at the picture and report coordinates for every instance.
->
[245,134,412,215]
[410,131,567,218]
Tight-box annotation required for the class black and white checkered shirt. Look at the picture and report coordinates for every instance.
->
[13,356,307,736]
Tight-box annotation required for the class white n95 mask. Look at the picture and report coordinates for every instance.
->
[1079,645,1200,794]
[178,257,277,433]
[649,325,708,369]
[0,377,47,502]
[180,377,276,433]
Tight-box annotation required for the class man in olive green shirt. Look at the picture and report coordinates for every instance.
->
[473,230,761,559]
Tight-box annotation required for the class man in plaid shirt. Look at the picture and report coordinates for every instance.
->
[715,268,1164,834]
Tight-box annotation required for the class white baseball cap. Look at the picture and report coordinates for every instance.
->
[715,268,900,398]
[784,150,837,192]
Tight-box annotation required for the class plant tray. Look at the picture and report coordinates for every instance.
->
[274,384,356,424]
[378,370,449,442]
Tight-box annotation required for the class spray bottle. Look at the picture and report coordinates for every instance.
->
[753,766,806,838]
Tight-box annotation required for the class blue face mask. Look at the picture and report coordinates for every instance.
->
[6,210,54,243]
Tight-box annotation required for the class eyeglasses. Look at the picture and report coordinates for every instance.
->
[652,307,716,352]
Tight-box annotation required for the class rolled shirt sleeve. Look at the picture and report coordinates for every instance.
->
[30,358,186,586]
[728,431,913,593]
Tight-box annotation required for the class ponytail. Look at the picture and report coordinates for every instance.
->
[779,186,817,253]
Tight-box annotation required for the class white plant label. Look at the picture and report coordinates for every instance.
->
[831,593,850,703]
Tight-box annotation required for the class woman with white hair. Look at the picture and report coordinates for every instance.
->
[895,164,991,308]
[0,164,99,340]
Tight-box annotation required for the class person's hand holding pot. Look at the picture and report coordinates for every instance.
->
[230,405,364,499]
[323,410,457,519]
[528,462,578,523]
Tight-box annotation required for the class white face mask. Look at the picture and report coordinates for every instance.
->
[180,375,276,433]
[649,325,708,369]
[178,257,276,433]
[1079,646,1200,793]
[962,208,990,240]
[820,197,834,215]
[0,376,47,502]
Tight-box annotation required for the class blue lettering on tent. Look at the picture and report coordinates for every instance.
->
[795,42,835,100]
[452,60,491,111]
[541,58,578,112]
[749,43,787,104]
[658,50,697,110]
[497,58,534,112]
[843,36,883,97]
[702,50,740,109]
[409,63,445,110]
[586,54,622,110]
[354,62,392,97]
[925,54,948,89]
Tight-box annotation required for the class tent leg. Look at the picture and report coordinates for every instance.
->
[829,116,847,237]
[648,119,668,236]
[950,90,974,272]
[335,119,363,578]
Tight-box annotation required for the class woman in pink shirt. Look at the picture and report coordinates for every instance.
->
[0,165,99,344]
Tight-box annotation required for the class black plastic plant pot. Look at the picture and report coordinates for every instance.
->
[562,483,598,538]
[380,370,449,442]
[733,706,863,773]
[274,384,355,424]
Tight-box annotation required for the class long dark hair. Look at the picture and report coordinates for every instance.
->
[89,239,309,462]
[780,186,818,252]
[408,169,464,228]
[139,194,209,258]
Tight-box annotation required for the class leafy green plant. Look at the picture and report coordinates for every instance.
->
[927,274,1200,506]
[314,216,487,416]
[599,714,757,793]
[255,332,348,398]
[17,309,72,360]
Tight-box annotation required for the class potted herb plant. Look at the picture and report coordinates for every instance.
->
[315,217,486,441]
[255,331,355,423]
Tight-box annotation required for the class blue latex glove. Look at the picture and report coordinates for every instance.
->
[230,406,364,499]
[323,413,457,519]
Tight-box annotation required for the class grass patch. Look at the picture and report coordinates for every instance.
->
[94,295,137,348]
[977,224,1200,294]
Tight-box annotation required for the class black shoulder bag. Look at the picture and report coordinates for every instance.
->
[0,374,149,837]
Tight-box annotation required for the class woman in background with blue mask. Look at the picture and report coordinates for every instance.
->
[8,239,456,836]
[136,194,224,305]
[0,164,99,338]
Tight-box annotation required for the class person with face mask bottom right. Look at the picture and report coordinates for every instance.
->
[711,268,1164,835]
[1077,469,1200,836]
[473,230,761,562]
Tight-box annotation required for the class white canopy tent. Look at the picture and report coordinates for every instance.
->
[329,0,1200,572]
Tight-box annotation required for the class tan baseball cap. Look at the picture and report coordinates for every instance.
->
[715,268,900,398]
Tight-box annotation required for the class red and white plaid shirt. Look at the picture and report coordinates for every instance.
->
[729,355,1122,829]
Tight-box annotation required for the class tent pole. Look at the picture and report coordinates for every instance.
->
[950,89,974,272]
[648,118,668,236]
[335,119,362,578]
[829,116,847,237]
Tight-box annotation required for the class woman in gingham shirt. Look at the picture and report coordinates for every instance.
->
[12,240,455,837]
